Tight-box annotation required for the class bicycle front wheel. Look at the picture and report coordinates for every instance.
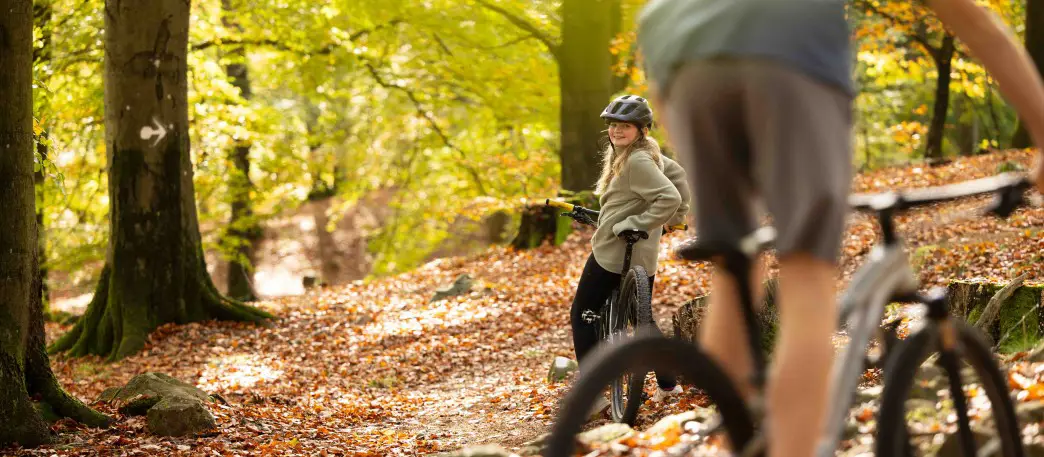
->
[605,266,654,424]
[544,331,755,457]
[875,321,1024,457]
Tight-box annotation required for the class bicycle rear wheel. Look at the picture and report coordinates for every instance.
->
[875,321,1024,457]
[544,331,755,457]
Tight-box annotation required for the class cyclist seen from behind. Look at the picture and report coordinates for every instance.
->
[568,95,691,402]
[636,0,1044,456]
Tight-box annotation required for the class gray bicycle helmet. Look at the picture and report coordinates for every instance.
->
[600,94,653,128]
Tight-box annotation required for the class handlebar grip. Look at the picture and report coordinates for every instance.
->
[545,199,575,211]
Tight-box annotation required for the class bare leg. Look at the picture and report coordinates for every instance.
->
[697,255,768,399]
[767,254,838,457]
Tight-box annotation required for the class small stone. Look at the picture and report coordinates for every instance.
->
[431,274,474,303]
[146,397,216,437]
[547,357,578,383]
[577,422,633,446]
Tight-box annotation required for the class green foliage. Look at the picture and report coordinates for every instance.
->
[32,0,1033,284]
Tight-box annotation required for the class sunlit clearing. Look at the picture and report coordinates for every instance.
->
[362,296,502,339]
[198,353,285,392]
[50,292,93,315]
[255,267,305,297]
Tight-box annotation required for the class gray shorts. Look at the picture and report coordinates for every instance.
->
[663,59,853,263]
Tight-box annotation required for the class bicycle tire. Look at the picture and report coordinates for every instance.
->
[617,266,654,424]
[543,331,756,457]
[601,286,636,423]
[875,321,1024,457]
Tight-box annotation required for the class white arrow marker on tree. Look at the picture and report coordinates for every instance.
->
[139,116,167,147]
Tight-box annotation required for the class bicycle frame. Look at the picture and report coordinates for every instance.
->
[816,240,919,456]
[722,174,1031,456]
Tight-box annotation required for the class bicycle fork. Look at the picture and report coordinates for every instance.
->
[924,291,979,457]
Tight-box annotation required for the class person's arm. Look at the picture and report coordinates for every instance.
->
[662,157,691,227]
[612,154,682,235]
[926,0,1044,191]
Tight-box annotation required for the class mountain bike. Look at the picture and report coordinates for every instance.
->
[546,199,686,424]
[543,173,1037,457]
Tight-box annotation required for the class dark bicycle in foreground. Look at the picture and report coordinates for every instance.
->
[544,173,1037,457]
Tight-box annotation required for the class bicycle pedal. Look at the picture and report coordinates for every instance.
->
[581,310,599,324]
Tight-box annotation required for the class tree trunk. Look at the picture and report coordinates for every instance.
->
[559,0,614,193]
[954,95,980,156]
[33,0,53,312]
[222,0,259,302]
[925,34,955,161]
[50,0,271,361]
[608,0,628,95]
[1012,0,1044,149]
[311,198,342,286]
[1,1,110,445]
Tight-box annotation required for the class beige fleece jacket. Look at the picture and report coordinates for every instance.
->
[592,151,690,274]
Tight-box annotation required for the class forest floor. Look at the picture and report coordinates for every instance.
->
[6,149,1044,456]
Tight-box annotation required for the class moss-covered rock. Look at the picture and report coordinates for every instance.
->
[98,372,219,435]
[146,397,216,437]
[947,279,1044,352]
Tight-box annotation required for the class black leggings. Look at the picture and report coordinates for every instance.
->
[569,254,677,390]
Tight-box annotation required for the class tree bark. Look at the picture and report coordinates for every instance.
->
[608,0,629,95]
[222,0,260,302]
[50,0,271,362]
[1012,0,1044,148]
[1,0,110,445]
[559,0,614,193]
[33,0,53,312]
[925,34,955,161]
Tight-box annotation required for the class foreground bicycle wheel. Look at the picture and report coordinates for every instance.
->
[876,321,1024,457]
[544,331,755,457]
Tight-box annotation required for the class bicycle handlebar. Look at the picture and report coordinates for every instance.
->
[848,172,1033,217]
[545,199,690,233]
[545,199,574,211]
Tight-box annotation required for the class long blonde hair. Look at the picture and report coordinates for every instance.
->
[594,133,663,195]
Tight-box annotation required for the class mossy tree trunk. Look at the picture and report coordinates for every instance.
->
[1,1,110,445]
[559,0,614,193]
[49,0,272,362]
[222,0,260,302]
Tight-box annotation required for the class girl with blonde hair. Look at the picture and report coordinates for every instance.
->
[569,94,691,402]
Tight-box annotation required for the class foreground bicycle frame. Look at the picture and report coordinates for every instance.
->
[544,173,1035,457]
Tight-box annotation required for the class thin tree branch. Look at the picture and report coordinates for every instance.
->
[857,0,973,63]
[191,19,403,53]
[473,0,560,61]
[363,62,489,195]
